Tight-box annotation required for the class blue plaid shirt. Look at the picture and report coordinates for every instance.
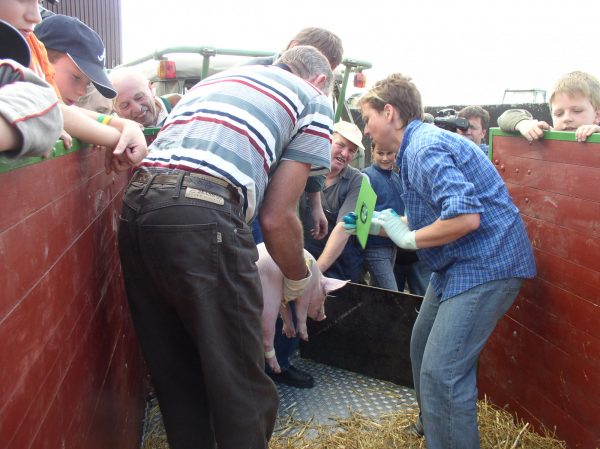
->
[398,121,536,300]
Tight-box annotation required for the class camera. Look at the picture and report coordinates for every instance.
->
[433,108,470,132]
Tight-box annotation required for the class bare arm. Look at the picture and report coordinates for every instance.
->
[260,160,312,280]
[377,212,480,250]
[65,106,148,173]
[316,222,350,272]
[307,190,328,240]
[413,213,480,248]
[0,115,21,152]
[60,104,121,147]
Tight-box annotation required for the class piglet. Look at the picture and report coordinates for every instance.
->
[256,243,348,373]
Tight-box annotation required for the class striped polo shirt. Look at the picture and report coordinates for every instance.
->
[141,64,334,222]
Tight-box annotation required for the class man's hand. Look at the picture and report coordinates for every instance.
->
[105,120,148,174]
[575,124,600,142]
[342,210,381,235]
[515,119,551,143]
[306,190,328,240]
[310,205,328,240]
[378,209,418,250]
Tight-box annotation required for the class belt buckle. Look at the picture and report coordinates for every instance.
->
[133,171,148,183]
[184,187,225,205]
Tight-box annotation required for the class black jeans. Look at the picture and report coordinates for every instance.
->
[118,173,278,449]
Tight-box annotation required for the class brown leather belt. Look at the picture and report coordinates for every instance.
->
[131,171,240,204]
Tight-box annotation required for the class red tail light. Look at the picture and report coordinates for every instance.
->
[158,60,176,79]
[354,72,366,88]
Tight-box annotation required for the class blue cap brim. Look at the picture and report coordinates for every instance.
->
[69,53,117,99]
[0,20,30,67]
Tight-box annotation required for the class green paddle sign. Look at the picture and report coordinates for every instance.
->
[354,176,378,249]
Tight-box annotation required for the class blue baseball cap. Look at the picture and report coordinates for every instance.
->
[0,19,30,67]
[34,14,116,98]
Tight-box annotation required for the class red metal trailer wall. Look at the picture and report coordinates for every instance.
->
[42,0,122,68]
[0,147,145,449]
[479,131,600,449]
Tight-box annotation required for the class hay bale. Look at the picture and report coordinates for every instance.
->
[141,397,566,449]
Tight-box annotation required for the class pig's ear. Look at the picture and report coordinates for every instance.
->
[322,277,349,293]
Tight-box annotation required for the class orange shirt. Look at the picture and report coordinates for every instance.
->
[26,33,61,100]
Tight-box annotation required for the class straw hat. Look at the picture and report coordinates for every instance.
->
[333,121,364,150]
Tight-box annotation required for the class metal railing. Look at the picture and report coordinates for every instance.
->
[117,46,372,125]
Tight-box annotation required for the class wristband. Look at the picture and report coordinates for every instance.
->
[96,114,112,125]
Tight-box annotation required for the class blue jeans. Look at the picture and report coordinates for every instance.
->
[395,259,431,296]
[364,246,398,290]
[118,174,278,449]
[410,278,523,449]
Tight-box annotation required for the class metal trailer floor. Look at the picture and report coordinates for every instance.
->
[141,355,417,447]
[275,356,417,426]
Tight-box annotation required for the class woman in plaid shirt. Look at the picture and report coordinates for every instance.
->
[356,73,536,449]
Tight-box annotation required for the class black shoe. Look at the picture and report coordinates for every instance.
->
[404,414,425,438]
[268,365,314,388]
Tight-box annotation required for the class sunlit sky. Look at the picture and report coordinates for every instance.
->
[121,0,600,106]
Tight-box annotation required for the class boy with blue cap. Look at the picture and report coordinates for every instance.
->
[34,14,116,105]
[0,2,147,171]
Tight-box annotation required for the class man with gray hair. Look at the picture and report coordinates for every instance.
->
[109,67,181,127]
[117,45,333,449]
[244,30,342,388]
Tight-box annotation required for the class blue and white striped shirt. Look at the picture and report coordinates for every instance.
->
[141,65,333,222]
[398,120,536,300]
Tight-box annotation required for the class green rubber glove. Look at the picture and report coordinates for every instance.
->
[342,211,381,235]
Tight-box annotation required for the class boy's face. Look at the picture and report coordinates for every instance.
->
[551,92,600,131]
[52,54,91,105]
[0,0,42,37]
[371,147,396,171]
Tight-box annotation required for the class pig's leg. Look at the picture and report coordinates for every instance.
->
[280,303,296,338]
[257,257,284,373]
[261,294,282,373]
[294,298,310,341]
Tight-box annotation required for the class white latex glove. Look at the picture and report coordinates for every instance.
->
[378,209,418,250]
[282,258,313,304]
